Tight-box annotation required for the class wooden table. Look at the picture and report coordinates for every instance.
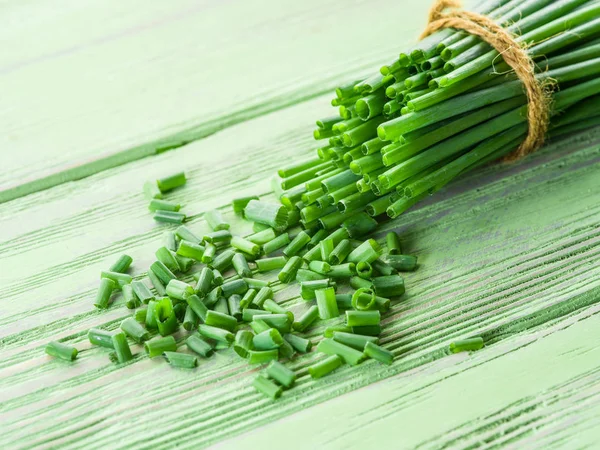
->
[2,1,600,448]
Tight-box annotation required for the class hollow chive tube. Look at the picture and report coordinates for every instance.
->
[253,222,270,232]
[308,355,343,379]
[164,280,193,301]
[317,338,366,366]
[280,340,296,362]
[328,263,357,279]
[135,308,147,323]
[157,172,186,193]
[283,231,311,257]
[292,305,319,332]
[201,243,217,264]
[364,341,394,365]
[111,332,133,364]
[253,328,284,350]
[352,325,381,336]
[131,280,155,304]
[324,325,352,338]
[150,261,176,285]
[100,271,133,290]
[144,180,162,200]
[350,276,371,290]
[164,231,178,250]
[247,229,276,247]
[123,284,139,309]
[386,232,402,255]
[233,330,254,358]
[149,199,180,212]
[351,288,377,311]
[372,275,405,297]
[203,230,232,245]
[248,349,279,365]
[307,228,328,249]
[263,299,294,322]
[145,336,177,358]
[296,268,326,282]
[284,333,313,353]
[232,196,260,216]
[205,209,230,231]
[333,331,379,351]
[221,279,248,298]
[187,334,214,358]
[316,287,339,320]
[254,314,291,333]
[256,256,288,272]
[94,278,115,309]
[263,233,291,255]
[198,324,234,344]
[382,255,418,271]
[308,261,331,275]
[449,337,484,353]
[243,308,269,322]
[154,210,186,224]
[253,375,282,399]
[204,310,237,332]
[341,212,378,239]
[329,239,352,265]
[120,317,150,343]
[174,252,195,271]
[356,261,373,279]
[230,253,252,278]
[214,296,229,315]
[336,294,353,310]
[278,256,303,283]
[183,305,199,331]
[88,328,114,348]
[109,254,133,273]
[210,249,236,272]
[176,225,202,244]
[250,319,271,334]
[155,297,179,336]
[240,289,258,309]
[186,294,208,321]
[266,360,296,388]
[164,351,197,369]
[174,302,187,321]
[231,236,261,257]
[228,294,243,321]
[302,244,323,262]
[347,239,382,264]
[301,279,336,300]
[244,278,270,289]
[244,200,289,232]
[45,341,78,361]
[176,240,205,261]
[372,259,397,276]
[253,287,273,308]
[346,310,380,327]
[194,267,214,297]
[212,269,224,285]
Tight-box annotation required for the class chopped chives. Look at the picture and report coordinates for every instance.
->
[201,243,217,264]
[266,360,296,388]
[205,310,237,332]
[135,308,147,323]
[120,317,150,343]
[231,236,261,256]
[203,230,232,244]
[346,310,380,327]
[123,284,140,309]
[232,196,260,216]
[214,296,229,315]
[336,294,353,309]
[262,299,294,322]
[210,249,236,272]
[164,351,197,369]
[244,200,289,232]
[149,199,180,212]
[233,330,254,358]
[173,251,195,271]
[350,276,371,290]
[333,331,379,351]
[165,279,194,301]
[317,338,366,366]
[382,254,418,271]
[356,261,373,279]
[283,334,312,355]
[317,239,332,262]
[296,268,326,282]
[243,308,271,322]
[263,233,291,255]
[111,332,133,363]
[144,180,162,200]
[248,228,277,245]
[155,297,179,336]
[308,260,331,275]
[154,210,186,224]
[255,287,274,308]
[183,305,199,331]
[324,325,352,338]
[187,294,208,322]
[352,325,381,336]
[228,294,243,321]
[347,239,382,264]
[283,231,311,257]
[253,328,284,350]
[150,261,176,285]
[301,279,337,300]
[386,232,402,255]
[248,350,279,365]
[329,239,352,265]
[240,289,258,309]
[205,209,230,231]
[351,288,376,311]
[176,240,205,261]
[254,314,292,333]
[45,341,78,361]
[194,267,214,297]
[292,305,319,332]
[256,256,288,272]
[341,212,378,238]
[364,341,394,365]
[250,319,271,334]
[163,231,178,251]
[233,253,253,278]
[146,300,159,329]
[176,225,202,244]
[328,263,357,278]
[308,355,343,379]
[449,337,484,353]
[174,302,187,321]
[198,324,234,344]
[145,336,177,358]
[253,222,270,232]
[131,280,154,304]
[94,278,115,309]
[279,336,295,359]
[372,275,405,297]
[278,256,303,283]
[88,328,114,348]
[316,287,339,320]
[244,279,270,290]
[187,334,214,358]
[221,278,248,298]
[156,172,186,193]
[100,270,133,290]
[212,269,224,285]
[372,259,397,276]
[109,254,133,273]
[253,375,282,398]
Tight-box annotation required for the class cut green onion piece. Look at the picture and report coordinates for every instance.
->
[205,209,230,231]
[329,239,352,265]
[154,210,186,224]
[283,231,311,257]
[164,351,197,369]
[253,328,284,350]
[333,331,379,350]
[212,269,224,285]
[386,232,402,255]
[254,314,291,333]
[292,305,319,332]
[253,375,283,398]
[228,294,243,321]
[350,276,371,290]
[231,236,261,256]
[203,230,232,244]
[253,222,270,232]
[145,336,177,358]
[347,239,382,264]
[150,261,176,285]
[164,231,178,251]
[123,284,139,309]
[131,280,155,304]
[157,172,186,193]
[300,279,337,300]
[364,341,394,365]
[144,180,162,200]
[176,225,202,244]
[266,360,296,388]
[194,267,214,297]
[449,337,484,353]
[232,196,260,216]
[250,319,271,334]
[201,243,216,264]
[121,317,150,343]
[100,270,133,290]
[248,350,279,365]
[198,324,234,344]
[296,268,325,282]
[256,256,288,272]
[372,275,405,297]
[174,302,186,321]
[155,297,179,336]
[324,325,352,338]
[278,256,303,283]
[146,300,159,329]
[109,254,133,273]
[233,253,253,278]
[183,305,199,331]
[308,355,343,379]
[187,334,214,358]
[176,240,205,261]
[149,199,180,212]
[221,279,248,298]
[94,278,115,309]
[244,200,289,232]
[233,330,254,358]
[351,288,377,311]
[248,228,277,245]
[210,249,236,272]
[135,308,147,323]
[356,261,373,279]
[243,308,270,322]
[342,212,378,238]
[319,238,334,262]
[382,254,418,271]
[263,233,291,255]
[307,229,329,248]
[328,263,357,278]
[88,328,114,348]
[111,332,133,364]
[205,310,237,332]
[240,289,258,309]
[346,310,380,327]
[284,333,313,353]
[372,259,397,276]
[317,338,366,366]
[262,299,294,322]
[186,294,208,321]
[336,294,353,310]
[45,341,78,361]
[352,325,381,336]
[308,260,331,275]
[278,337,296,358]
[214,296,229,315]
[316,287,339,320]
[165,279,194,301]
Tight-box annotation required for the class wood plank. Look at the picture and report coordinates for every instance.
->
[0,0,429,202]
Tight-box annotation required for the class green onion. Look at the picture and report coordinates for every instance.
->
[352,325,382,336]
[256,256,288,272]
[279,338,296,359]
[233,330,254,358]
[308,260,331,275]
[164,351,197,369]
[244,200,289,232]
[356,261,373,279]
[296,268,325,282]
[187,334,214,358]
[203,230,232,245]
[155,297,179,336]
[364,342,394,365]
[333,331,379,351]
[228,294,243,321]
[232,196,260,216]
[186,294,208,321]
[214,297,230,315]
[328,263,357,278]
[183,305,199,331]
[210,249,236,272]
[278,256,303,283]
[319,238,334,262]
[336,294,353,309]
[150,261,176,285]
[315,287,339,320]
[250,319,271,334]
[111,332,133,363]
[130,281,154,304]
[301,279,337,300]
[243,308,270,322]
[135,308,147,323]
[165,279,194,301]
[382,254,418,271]
[232,253,253,278]
[283,231,311,257]
[253,375,282,398]
[308,355,343,379]
[262,299,294,322]
[194,267,214,297]
[198,324,234,344]
[144,180,162,200]
[284,334,313,353]
[212,269,224,285]
[346,310,380,327]
[149,199,180,212]
[45,341,78,361]
[145,336,177,358]
[155,246,181,273]
[221,279,248,298]
[292,305,319,332]
[386,232,402,255]
[94,278,115,309]
[88,328,114,348]
[248,228,277,245]
[205,310,237,332]
[347,239,381,264]
[372,275,405,297]
[120,317,150,343]
[231,236,261,256]
[154,210,186,224]
[205,209,229,231]
[123,284,139,309]
[253,328,284,350]
[449,337,484,353]
[157,172,186,193]
[146,300,159,329]
[317,338,366,366]
[240,288,258,309]
[176,225,201,244]
[163,231,178,251]
[201,243,217,264]
[266,360,296,388]
[254,314,291,333]
[351,288,376,311]
[248,350,279,365]
[329,239,352,265]
[324,325,352,338]
[176,240,205,261]
[263,233,291,255]
[109,254,133,273]
[350,276,372,290]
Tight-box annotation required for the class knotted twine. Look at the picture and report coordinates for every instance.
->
[420,0,551,161]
